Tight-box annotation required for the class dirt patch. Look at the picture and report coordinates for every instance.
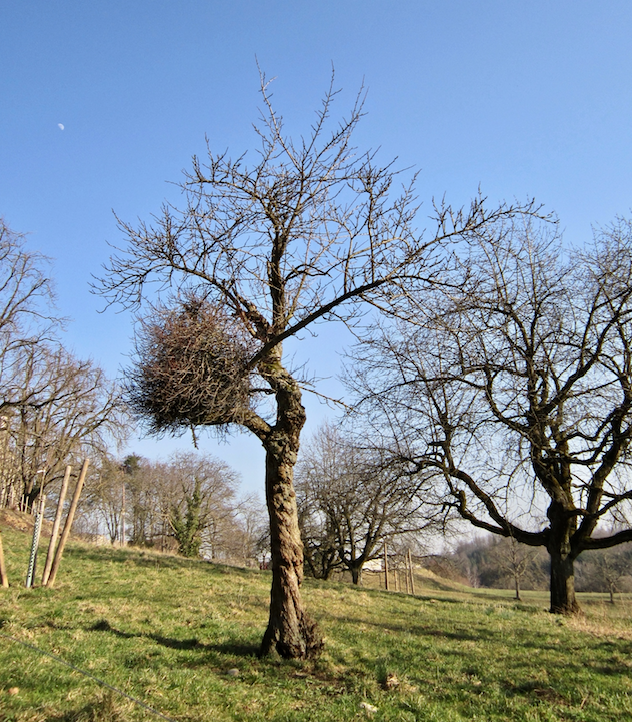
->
[0,508,53,535]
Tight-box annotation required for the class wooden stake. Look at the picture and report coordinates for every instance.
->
[25,494,46,588]
[45,459,90,588]
[120,481,126,546]
[0,529,8,588]
[41,465,71,586]
[384,541,389,591]
[408,548,416,596]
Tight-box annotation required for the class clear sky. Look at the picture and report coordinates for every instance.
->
[2,1,632,495]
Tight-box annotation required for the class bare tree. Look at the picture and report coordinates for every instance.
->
[351,216,632,614]
[0,219,60,358]
[3,345,128,512]
[237,497,271,568]
[97,71,539,657]
[0,221,129,514]
[296,423,430,585]
[297,488,341,581]
[88,454,126,544]
[0,218,60,509]
[165,451,238,558]
[485,536,544,601]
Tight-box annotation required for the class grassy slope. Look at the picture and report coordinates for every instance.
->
[1,523,632,722]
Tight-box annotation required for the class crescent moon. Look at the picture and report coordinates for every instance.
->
[58,123,65,130]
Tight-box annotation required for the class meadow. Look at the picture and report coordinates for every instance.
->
[1,519,632,721]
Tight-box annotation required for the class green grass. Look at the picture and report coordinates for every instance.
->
[2,523,632,721]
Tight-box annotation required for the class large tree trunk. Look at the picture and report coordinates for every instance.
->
[351,564,363,586]
[260,443,323,658]
[259,381,323,659]
[547,501,580,614]
[22,485,40,515]
[549,549,579,613]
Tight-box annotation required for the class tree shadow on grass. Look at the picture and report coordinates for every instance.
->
[89,619,259,657]
[207,640,260,657]
[90,619,207,650]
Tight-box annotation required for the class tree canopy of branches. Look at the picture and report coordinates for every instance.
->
[97,71,540,657]
[296,423,430,585]
[351,216,632,614]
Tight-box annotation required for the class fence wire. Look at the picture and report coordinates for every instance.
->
[0,630,178,721]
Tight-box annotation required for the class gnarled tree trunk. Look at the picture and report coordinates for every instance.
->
[259,380,323,659]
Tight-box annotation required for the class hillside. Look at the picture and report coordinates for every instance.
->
[1,518,632,721]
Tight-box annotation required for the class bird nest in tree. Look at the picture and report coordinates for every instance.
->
[128,300,254,434]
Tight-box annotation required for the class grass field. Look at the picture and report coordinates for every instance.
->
[1,519,632,721]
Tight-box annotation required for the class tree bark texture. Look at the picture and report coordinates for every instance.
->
[549,549,579,613]
[259,380,323,659]
[547,501,580,614]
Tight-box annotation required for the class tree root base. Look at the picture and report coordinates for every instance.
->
[259,613,324,660]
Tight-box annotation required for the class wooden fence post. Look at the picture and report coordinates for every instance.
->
[120,481,126,546]
[25,494,46,588]
[41,465,71,586]
[45,459,89,588]
[0,530,8,588]
[384,541,389,591]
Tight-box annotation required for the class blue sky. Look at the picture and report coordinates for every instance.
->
[2,1,632,495]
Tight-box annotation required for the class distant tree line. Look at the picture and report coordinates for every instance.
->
[87,451,268,566]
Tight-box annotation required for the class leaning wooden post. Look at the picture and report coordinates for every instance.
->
[41,465,71,586]
[384,541,389,591]
[408,548,416,596]
[0,530,9,588]
[25,494,46,588]
[45,459,89,588]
